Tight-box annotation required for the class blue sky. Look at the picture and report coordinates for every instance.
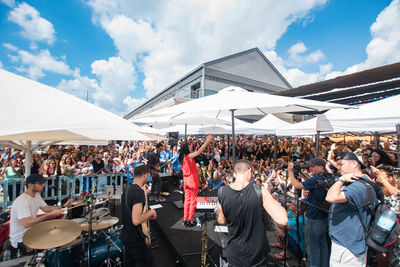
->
[1,0,399,115]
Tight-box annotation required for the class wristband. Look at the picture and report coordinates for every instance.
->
[338,178,345,183]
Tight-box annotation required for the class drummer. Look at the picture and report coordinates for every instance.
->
[7,174,73,259]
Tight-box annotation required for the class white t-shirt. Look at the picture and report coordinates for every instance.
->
[10,193,47,248]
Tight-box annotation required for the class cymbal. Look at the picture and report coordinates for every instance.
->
[80,216,119,231]
[58,236,81,249]
[23,220,81,249]
[86,207,109,218]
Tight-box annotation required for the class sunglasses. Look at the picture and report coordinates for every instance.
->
[371,154,380,157]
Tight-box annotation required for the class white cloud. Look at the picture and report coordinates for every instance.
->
[6,46,72,79]
[287,41,325,66]
[264,49,330,87]
[3,42,18,51]
[8,2,56,44]
[289,42,307,58]
[57,56,141,115]
[87,0,328,97]
[1,0,15,8]
[123,96,147,111]
[326,0,400,80]
[0,60,3,69]
[57,69,100,102]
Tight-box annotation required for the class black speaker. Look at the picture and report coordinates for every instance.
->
[168,131,179,146]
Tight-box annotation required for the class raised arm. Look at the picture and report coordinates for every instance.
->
[188,135,213,159]
[261,186,288,226]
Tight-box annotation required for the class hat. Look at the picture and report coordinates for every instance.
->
[342,152,366,169]
[26,174,45,184]
[308,158,326,167]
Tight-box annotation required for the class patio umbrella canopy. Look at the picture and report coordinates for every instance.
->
[150,86,348,161]
[250,114,292,135]
[322,94,400,134]
[0,69,152,175]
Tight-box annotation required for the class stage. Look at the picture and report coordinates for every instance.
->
[149,191,224,267]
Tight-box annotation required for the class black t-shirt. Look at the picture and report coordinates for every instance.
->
[147,152,160,171]
[92,159,104,173]
[218,182,269,266]
[120,184,146,246]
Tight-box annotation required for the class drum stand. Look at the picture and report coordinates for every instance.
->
[100,229,122,267]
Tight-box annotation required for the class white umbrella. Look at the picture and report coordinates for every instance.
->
[276,116,334,136]
[0,69,152,175]
[249,114,292,135]
[322,95,400,134]
[151,86,348,160]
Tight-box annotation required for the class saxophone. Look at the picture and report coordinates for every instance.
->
[201,220,208,267]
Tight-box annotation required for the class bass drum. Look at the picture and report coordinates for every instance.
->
[88,227,123,266]
[46,237,82,266]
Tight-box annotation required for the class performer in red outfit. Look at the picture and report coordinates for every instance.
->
[179,134,213,227]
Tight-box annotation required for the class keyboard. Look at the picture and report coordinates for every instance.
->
[196,197,218,211]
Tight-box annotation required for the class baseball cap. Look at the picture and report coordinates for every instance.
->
[308,158,326,167]
[26,174,45,184]
[342,152,366,169]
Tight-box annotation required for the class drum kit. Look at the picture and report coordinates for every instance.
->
[23,192,123,267]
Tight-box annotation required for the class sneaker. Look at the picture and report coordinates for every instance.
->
[156,197,166,203]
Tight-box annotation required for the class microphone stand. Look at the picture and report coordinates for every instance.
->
[283,171,288,267]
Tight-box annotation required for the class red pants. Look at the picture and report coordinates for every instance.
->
[184,182,199,221]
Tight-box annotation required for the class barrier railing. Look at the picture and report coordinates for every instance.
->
[0,174,126,209]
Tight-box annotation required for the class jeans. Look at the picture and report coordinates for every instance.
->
[305,216,329,267]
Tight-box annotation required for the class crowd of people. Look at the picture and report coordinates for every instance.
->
[1,134,399,266]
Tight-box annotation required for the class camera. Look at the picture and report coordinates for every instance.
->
[282,161,308,175]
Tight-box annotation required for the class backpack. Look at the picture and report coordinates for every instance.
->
[354,176,400,253]
[253,183,278,232]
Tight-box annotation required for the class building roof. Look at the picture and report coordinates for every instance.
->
[124,48,291,119]
[276,62,400,105]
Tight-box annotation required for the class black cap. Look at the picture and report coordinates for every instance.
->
[26,174,45,184]
[308,158,326,167]
[342,152,366,169]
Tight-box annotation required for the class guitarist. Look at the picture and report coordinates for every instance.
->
[120,164,157,267]
[148,143,165,202]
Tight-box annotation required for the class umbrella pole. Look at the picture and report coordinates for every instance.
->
[315,131,320,158]
[25,141,32,177]
[375,132,380,149]
[231,109,236,166]
[396,124,400,168]
[185,123,188,141]
[274,135,278,168]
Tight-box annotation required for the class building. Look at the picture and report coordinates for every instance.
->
[124,48,292,119]
[276,62,400,106]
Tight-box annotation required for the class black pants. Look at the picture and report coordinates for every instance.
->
[3,239,27,259]
[123,243,155,267]
[7,184,21,202]
[150,173,162,198]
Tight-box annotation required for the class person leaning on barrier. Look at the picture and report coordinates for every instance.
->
[287,158,330,267]
[7,174,72,259]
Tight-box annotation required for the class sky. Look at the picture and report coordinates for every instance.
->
[1,0,399,116]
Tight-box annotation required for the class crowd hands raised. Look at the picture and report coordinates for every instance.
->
[0,135,399,265]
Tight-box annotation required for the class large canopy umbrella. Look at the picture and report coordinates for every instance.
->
[250,114,292,135]
[150,86,349,162]
[322,95,400,134]
[0,69,152,175]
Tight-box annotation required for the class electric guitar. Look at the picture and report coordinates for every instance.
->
[141,185,151,246]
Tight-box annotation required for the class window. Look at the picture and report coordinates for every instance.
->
[190,82,201,99]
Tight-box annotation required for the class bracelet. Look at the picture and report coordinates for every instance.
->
[338,178,345,183]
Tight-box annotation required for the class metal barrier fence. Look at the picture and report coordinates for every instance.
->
[0,174,126,209]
